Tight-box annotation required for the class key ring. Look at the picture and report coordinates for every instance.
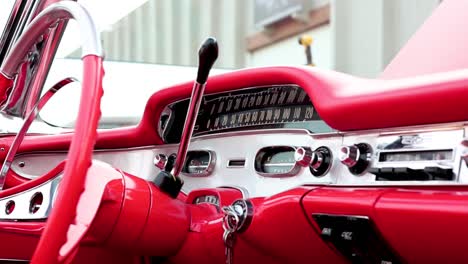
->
[222,205,240,232]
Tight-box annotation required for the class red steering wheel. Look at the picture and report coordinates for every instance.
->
[0,2,105,263]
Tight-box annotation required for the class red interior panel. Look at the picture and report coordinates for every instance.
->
[374,188,468,263]
[240,187,347,264]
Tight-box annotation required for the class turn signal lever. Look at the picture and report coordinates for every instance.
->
[153,37,219,198]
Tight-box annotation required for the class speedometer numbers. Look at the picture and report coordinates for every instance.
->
[201,86,316,133]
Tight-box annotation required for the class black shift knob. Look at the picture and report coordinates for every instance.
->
[196,37,219,84]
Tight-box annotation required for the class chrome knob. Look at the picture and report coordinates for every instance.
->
[462,138,468,167]
[154,154,167,170]
[311,152,324,170]
[295,147,313,166]
[339,145,360,168]
[295,147,325,170]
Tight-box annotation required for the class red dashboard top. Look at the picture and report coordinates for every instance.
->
[143,66,468,135]
[1,65,467,158]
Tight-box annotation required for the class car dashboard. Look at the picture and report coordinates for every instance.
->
[1,64,468,263]
[9,82,468,198]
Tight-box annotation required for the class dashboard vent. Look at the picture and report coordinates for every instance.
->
[228,159,246,168]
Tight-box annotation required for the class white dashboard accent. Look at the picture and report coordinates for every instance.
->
[0,175,61,220]
[9,123,468,197]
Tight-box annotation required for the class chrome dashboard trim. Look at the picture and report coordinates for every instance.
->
[7,122,468,197]
[0,78,76,190]
[217,185,250,199]
[158,105,173,141]
[0,174,61,220]
[192,128,320,141]
[0,259,29,263]
[226,159,246,168]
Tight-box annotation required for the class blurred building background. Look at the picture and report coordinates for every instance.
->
[68,0,441,78]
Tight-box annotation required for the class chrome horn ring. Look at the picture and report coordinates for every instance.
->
[0,77,77,190]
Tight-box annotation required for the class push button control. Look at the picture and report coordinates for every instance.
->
[370,166,454,181]
[313,214,401,264]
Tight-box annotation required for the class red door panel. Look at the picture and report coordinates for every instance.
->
[374,189,468,263]
[239,187,347,264]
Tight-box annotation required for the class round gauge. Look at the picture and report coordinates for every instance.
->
[255,146,300,177]
[183,151,215,176]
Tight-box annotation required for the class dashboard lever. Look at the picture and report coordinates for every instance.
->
[154,37,218,198]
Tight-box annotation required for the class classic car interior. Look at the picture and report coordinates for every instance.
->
[0,0,467,263]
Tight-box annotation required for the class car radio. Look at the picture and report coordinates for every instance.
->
[369,130,464,181]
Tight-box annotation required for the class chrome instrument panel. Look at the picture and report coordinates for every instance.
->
[0,175,61,220]
[9,122,468,197]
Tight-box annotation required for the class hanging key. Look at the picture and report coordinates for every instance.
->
[223,229,236,264]
[222,199,254,264]
[223,205,240,264]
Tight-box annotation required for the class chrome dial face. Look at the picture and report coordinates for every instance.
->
[255,146,300,177]
[262,150,296,174]
[183,151,214,176]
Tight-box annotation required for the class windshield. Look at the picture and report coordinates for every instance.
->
[0,0,16,55]
[38,0,439,130]
[0,1,15,32]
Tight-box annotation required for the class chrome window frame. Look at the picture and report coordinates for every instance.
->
[0,0,70,120]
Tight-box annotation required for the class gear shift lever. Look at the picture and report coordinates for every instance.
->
[154,37,218,198]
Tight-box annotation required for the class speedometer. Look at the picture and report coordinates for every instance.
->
[159,85,334,143]
[255,146,300,177]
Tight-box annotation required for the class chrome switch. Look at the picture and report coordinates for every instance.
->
[153,154,167,170]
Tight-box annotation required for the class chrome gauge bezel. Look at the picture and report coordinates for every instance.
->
[309,146,333,177]
[254,146,301,177]
[181,150,216,177]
